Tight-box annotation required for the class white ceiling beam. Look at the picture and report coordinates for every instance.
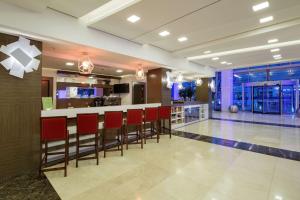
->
[187,40,300,60]
[174,17,300,55]
[79,0,142,25]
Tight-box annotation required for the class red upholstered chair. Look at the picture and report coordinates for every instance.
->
[40,117,69,177]
[144,107,159,144]
[103,111,124,157]
[76,113,99,167]
[159,106,172,138]
[124,109,144,149]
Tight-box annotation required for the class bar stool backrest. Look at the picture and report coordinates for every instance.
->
[144,107,159,122]
[41,117,68,141]
[159,106,171,119]
[127,109,143,125]
[77,113,99,135]
[104,111,123,129]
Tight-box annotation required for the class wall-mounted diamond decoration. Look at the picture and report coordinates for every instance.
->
[0,36,41,78]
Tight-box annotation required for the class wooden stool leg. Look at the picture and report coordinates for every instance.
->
[144,122,146,144]
[64,138,68,177]
[169,118,171,139]
[140,125,143,149]
[39,140,43,176]
[121,126,124,156]
[45,142,48,163]
[103,130,106,158]
[96,132,99,165]
[156,121,160,143]
[125,125,129,150]
[76,134,79,168]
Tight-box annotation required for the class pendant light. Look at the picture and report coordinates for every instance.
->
[195,78,203,86]
[78,53,94,74]
[136,64,145,80]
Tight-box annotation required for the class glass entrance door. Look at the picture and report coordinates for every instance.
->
[282,85,295,114]
[253,86,263,113]
[244,86,252,111]
[263,85,281,114]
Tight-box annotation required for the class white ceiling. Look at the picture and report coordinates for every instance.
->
[3,0,300,71]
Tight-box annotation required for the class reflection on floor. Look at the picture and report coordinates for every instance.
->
[46,133,300,200]
[212,111,300,126]
[176,120,300,152]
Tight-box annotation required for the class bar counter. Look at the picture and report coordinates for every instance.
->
[42,103,161,118]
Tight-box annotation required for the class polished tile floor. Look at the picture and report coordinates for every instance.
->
[46,123,300,200]
[176,120,300,152]
[212,111,300,126]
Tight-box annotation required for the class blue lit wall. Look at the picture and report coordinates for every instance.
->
[215,61,300,114]
[214,61,300,114]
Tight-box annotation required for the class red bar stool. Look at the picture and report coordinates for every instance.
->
[144,107,159,144]
[40,117,69,177]
[124,109,144,149]
[103,111,124,157]
[76,113,99,167]
[159,106,172,138]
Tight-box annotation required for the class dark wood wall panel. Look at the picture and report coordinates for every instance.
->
[147,68,171,105]
[0,33,41,179]
[195,78,210,103]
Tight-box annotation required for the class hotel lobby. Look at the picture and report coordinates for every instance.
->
[0,0,300,200]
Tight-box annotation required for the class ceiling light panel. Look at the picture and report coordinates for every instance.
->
[273,54,282,58]
[212,57,219,61]
[252,1,270,12]
[127,15,140,23]
[268,39,279,43]
[270,48,280,52]
[204,51,211,54]
[159,31,170,37]
[178,37,188,42]
[260,16,273,24]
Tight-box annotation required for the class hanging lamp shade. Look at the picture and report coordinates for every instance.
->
[78,56,94,74]
[136,65,145,81]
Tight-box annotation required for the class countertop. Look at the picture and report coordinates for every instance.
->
[42,103,161,118]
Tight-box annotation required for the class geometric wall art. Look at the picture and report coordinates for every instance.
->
[0,36,41,78]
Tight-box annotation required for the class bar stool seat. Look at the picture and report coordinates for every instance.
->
[159,106,172,138]
[40,116,69,177]
[124,109,144,149]
[144,107,159,144]
[103,111,124,157]
[76,113,99,167]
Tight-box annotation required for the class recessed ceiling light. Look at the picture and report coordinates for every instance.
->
[116,69,123,73]
[127,15,140,23]
[274,56,282,60]
[204,51,211,54]
[252,1,270,12]
[226,62,232,65]
[66,62,74,66]
[273,54,281,58]
[270,48,280,52]
[88,76,94,79]
[260,16,273,24]
[221,61,227,64]
[178,37,188,42]
[159,31,170,37]
[268,38,278,43]
[212,57,219,61]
